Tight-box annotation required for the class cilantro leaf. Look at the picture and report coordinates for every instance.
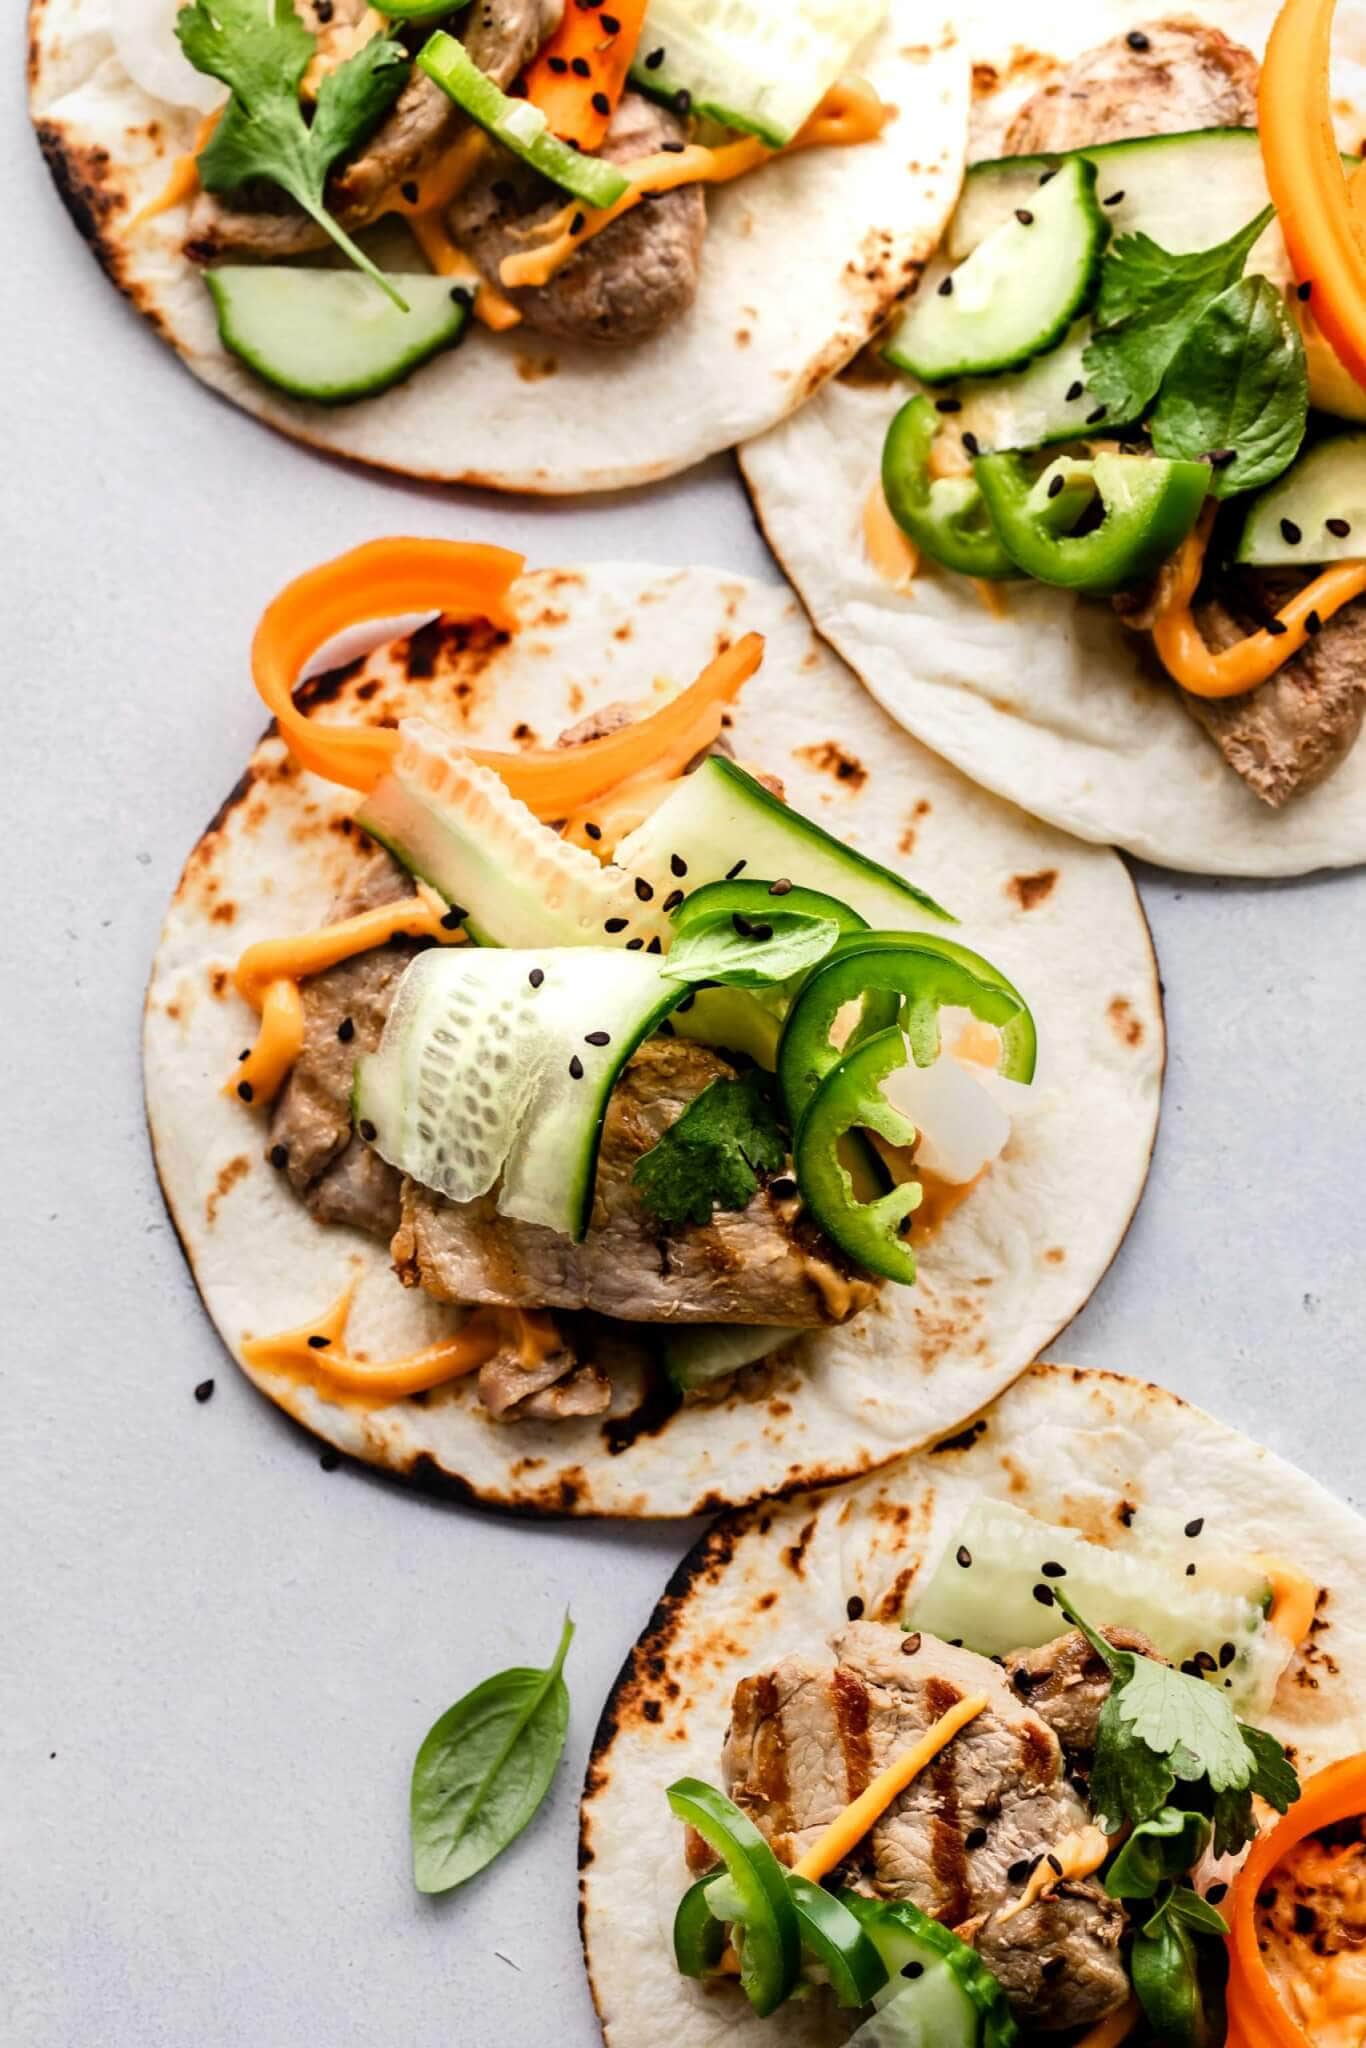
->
[1089,1683,1178,1833]
[1082,206,1273,419]
[662,911,841,989]
[1211,1721,1300,1857]
[1113,1655,1254,1796]
[633,1073,788,1226]
[177,0,410,305]
[1150,275,1308,498]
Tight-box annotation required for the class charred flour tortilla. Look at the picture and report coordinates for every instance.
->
[143,565,1162,1517]
[741,1,1366,874]
[579,1364,1366,2040]
[28,0,967,494]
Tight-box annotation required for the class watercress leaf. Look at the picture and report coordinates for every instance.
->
[1082,207,1273,418]
[1150,275,1309,497]
[1105,1806,1211,1900]
[410,1615,573,1895]
[634,1073,787,1226]
[662,910,841,989]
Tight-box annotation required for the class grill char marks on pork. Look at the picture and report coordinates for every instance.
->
[394,1035,877,1326]
[1005,1625,1163,1758]
[1002,16,1259,153]
[722,1624,1130,2030]
[265,846,417,1238]
[449,92,707,346]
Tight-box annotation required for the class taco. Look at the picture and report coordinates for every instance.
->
[742,3,1366,874]
[143,539,1161,1517]
[580,1363,1366,2042]
[29,0,967,493]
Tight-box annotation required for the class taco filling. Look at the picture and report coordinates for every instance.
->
[863,3,1366,810]
[662,1494,1324,2042]
[220,539,1037,1426]
[119,0,891,401]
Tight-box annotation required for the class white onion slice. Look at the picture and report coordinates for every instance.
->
[881,1050,1011,1185]
[113,1,229,115]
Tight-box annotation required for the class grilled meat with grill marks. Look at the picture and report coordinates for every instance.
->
[1005,1625,1163,1757]
[721,1623,1130,2030]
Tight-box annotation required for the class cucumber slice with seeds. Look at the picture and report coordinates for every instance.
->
[884,156,1107,385]
[206,268,468,404]
[1236,432,1366,564]
[629,0,886,148]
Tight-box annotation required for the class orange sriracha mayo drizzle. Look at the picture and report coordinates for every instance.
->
[863,480,920,589]
[1072,2001,1142,2048]
[1252,1554,1321,1651]
[241,1285,564,1404]
[227,887,460,1108]
[499,77,894,291]
[789,1693,990,1883]
[994,1826,1111,1926]
[1152,504,1366,698]
[126,109,221,230]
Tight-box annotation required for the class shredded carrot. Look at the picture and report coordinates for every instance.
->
[523,0,649,150]
[250,539,764,819]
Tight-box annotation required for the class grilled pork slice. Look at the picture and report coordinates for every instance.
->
[449,92,707,345]
[394,1036,876,1325]
[722,1623,1130,2030]
[1005,1625,1162,1758]
[266,847,416,1239]
[1002,15,1259,153]
[476,1318,609,1420]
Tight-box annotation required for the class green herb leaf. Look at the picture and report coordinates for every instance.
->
[663,910,841,989]
[1105,1806,1211,1900]
[410,1615,573,1894]
[1150,275,1309,497]
[634,1072,788,1227]
[177,0,410,305]
[1082,207,1273,419]
[1167,1886,1232,1939]
[1211,1721,1301,1857]
[1131,1903,1222,2048]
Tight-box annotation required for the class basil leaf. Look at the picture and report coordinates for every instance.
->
[1082,207,1273,419]
[1150,275,1308,498]
[410,1615,573,1894]
[663,910,841,988]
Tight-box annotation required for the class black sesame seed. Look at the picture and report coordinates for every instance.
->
[750,922,773,942]
[901,1631,922,1655]
[901,1960,924,1979]
[732,912,755,938]
[492,179,517,204]
[770,1177,798,1199]
[1185,1517,1205,1538]
[846,1595,865,1619]
[1008,1858,1032,1885]
[1086,404,1109,425]
[965,1826,988,1850]
[1039,169,1056,185]
[1042,1955,1067,1981]
[605,916,629,933]
[1219,1642,1237,1668]
[662,889,684,913]
[660,139,686,153]
[529,968,545,988]
[646,936,663,955]
[1267,618,1289,636]
[1186,1564,1197,1577]
[1181,1658,1202,1677]
[644,45,664,68]
[1063,381,1084,404]
[935,397,962,414]
[337,1016,355,1044]
[1306,608,1323,636]
[1297,279,1313,302]
[957,1545,973,1568]
[1047,473,1065,500]
[1193,1650,1217,1673]
[1104,190,1125,207]
[670,853,688,877]
[584,1030,611,1047]
[1280,519,1303,546]
[1032,1583,1055,1607]
[570,56,591,76]
[1047,1853,1063,1876]
[937,275,954,297]
[673,87,691,115]
[1127,28,1150,49]
[359,1120,377,1142]
[590,89,610,115]
[307,1335,331,1351]
[634,877,654,902]
[319,1448,341,1472]
[962,430,980,456]
[1207,1882,1229,1904]
[1015,208,1034,226]
[569,1055,585,1080]
[768,877,793,896]
[548,54,568,72]
[1327,517,1352,538]
[269,1144,289,1170]
[194,1378,215,1403]
[237,1080,254,1103]
[239,1049,250,1061]
[569,211,586,236]
[1208,447,1237,467]
[599,11,620,29]
[726,858,747,879]
[626,938,644,951]
[584,821,602,841]
[1041,1560,1066,1578]
[676,991,695,1012]
[440,906,463,930]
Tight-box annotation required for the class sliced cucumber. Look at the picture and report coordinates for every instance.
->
[1236,431,1366,564]
[663,1323,794,1392]
[843,1894,1017,2044]
[355,946,677,1239]
[907,1498,1283,1713]
[205,268,468,405]
[418,31,629,207]
[950,322,1139,455]
[885,156,1106,385]
[628,0,885,147]
[615,758,953,932]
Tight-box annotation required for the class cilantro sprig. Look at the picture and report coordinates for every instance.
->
[176,0,411,306]
[634,1072,788,1226]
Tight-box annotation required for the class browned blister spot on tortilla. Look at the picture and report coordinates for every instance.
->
[930,1417,988,1455]
[205,1154,249,1226]
[899,798,932,854]
[1044,1246,1066,1265]
[1009,868,1058,912]
[515,353,558,382]
[784,1514,818,1576]
[210,900,236,925]
[1108,995,1144,1047]
[795,740,868,789]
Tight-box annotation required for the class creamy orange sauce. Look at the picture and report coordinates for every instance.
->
[228,888,459,1107]
[863,480,920,589]
[1072,2000,1141,2048]
[996,1825,1110,1926]
[499,76,893,291]
[302,6,388,100]
[953,1018,1002,1068]
[970,578,1010,618]
[1153,506,1366,698]
[1257,1824,1366,2045]
[126,109,220,230]
[561,766,680,857]
[790,1692,990,1882]
[1252,1555,1321,1650]
[241,1281,503,1403]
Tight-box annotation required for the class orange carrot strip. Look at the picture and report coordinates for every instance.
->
[523,0,650,150]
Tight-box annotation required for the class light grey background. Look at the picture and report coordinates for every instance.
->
[6,52,1364,2048]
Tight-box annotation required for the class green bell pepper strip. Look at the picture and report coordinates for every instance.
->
[418,32,630,209]
[666,1779,801,2017]
[972,449,1210,594]
[672,878,869,937]
[672,1875,729,1980]
[882,396,1019,581]
[792,1029,923,1285]
[786,1875,889,2008]
[777,931,1037,1132]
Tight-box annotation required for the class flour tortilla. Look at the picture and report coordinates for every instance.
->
[741,1,1366,874]
[143,563,1162,1517]
[29,0,968,495]
[580,1362,1366,2042]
